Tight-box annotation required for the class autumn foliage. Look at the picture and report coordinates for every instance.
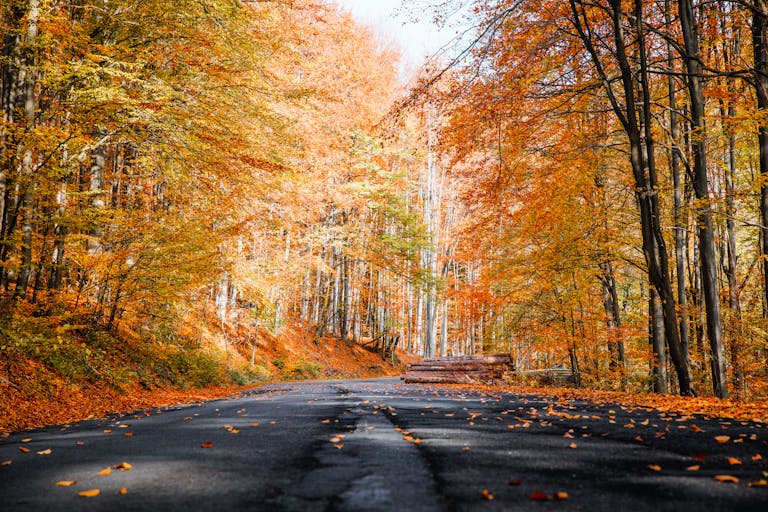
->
[2,0,768,432]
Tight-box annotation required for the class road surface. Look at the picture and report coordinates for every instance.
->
[1,378,767,511]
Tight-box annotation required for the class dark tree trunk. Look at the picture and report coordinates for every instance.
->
[678,0,728,398]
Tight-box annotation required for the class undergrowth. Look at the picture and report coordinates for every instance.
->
[0,314,265,396]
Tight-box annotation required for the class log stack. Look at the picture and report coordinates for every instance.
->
[403,354,515,384]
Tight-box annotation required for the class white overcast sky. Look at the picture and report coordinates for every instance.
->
[331,0,460,74]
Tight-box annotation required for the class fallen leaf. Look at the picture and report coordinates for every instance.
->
[691,424,705,433]
[123,432,133,437]
[114,462,132,471]
[21,438,32,443]
[78,489,100,498]
[334,443,344,449]
[1,460,11,466]
[752,454,763,461]
[530,491,552,501]
[647,465,662,472]
[713,475,739,484]
[98,467,111,476]
[36,449,52,455]
[18,446,30,453]
[555,491,569,501]
[747,479,767,488]
[714,435,731,444]
[633,436,644,443]
[403,435,414,441]
[250,423,260,427]
[118,487,128,494]
[569,443,578,449]
[728,457,742,466]
[329,437,341,443]
[321,419,330,424]
[103,430,112,434]
[685,465,700,471]
[55,480,77,487]
[508,479,522,486]
[480,489,494,500]
[200,441,213,448]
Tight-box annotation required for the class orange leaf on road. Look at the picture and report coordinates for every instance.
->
[555,491,569,501]
[647,465,662,471]
[98,467,111,476]
[55,481,77,487]
[728,457,742,465]
[114,462,132,471]
[714,435,731,444]
[18,446,30,453]
[480,489,494,500]
[713,475,739,483]
[530,491,552,501]
[685,465,700,471]
[119,487,128,494]
[78,489,100,498]
[200,441,214,448]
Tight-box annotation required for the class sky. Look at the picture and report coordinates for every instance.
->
[331,0,461,75]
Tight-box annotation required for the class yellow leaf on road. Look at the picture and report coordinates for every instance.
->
[78,489,100,497]
[55,481,77,487]
[98,467,111,476]
[36,449,52,455]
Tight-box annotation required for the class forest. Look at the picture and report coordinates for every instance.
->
[2,0,768,422]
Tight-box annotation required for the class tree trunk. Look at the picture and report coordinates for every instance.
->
[678,0,728,398]
[650,287,669,393]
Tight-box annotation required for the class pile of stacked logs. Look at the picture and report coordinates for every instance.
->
[403,354,515,384]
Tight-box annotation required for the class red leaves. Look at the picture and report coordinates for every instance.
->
[530,491,552,501]
[200,441,214,448]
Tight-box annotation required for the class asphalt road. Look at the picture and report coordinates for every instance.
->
[1,378,767,511]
